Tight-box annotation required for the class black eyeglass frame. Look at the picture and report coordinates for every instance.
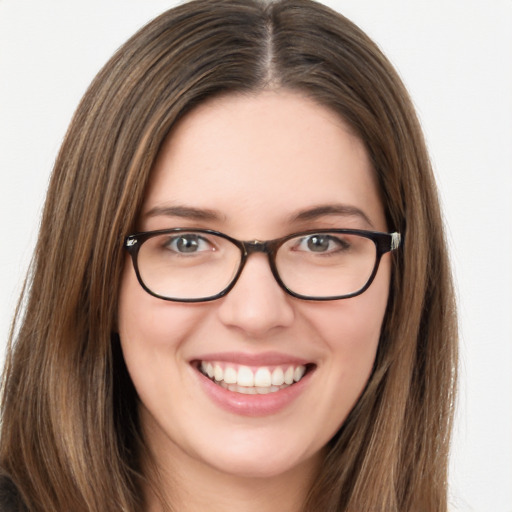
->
[124,228,401,303]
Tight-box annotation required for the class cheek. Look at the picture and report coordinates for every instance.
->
[309,258,390,353]
[118,261,200,345]
[117,263,202,394]
[302,260,390,423]
[311,297,382,392]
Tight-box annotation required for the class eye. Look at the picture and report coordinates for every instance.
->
[164,234,213,254]
[295,234,349,254]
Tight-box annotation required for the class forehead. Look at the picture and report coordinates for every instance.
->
[141,90,386,234]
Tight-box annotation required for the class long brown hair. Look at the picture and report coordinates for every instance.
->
[0,1,457,510]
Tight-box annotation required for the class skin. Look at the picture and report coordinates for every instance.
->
[118,90,391,512]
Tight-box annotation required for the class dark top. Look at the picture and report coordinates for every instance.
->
[0,475,25,512]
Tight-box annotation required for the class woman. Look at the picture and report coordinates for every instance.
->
[0,0,457,511]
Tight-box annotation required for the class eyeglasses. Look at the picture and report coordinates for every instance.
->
[124,228,401,302]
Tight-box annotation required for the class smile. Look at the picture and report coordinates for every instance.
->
[199,361,309,395]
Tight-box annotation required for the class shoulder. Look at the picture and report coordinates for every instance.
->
[0,474,26,512]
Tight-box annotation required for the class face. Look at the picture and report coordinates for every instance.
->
[118,90,391,482]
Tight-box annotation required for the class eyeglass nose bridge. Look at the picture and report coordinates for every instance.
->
[230,239,286,296]
[240,239,282,269]
[242,240,271,256]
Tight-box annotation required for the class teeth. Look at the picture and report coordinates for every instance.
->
[237,385,257,395]
[294,366,306,382]
[214,364,223,382]
[271,367,285,386]
[237,366,254,387]
[224,366,237,384]
[254,367,272,387]
[200,361,308,393]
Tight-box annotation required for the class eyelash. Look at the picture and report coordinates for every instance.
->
[293,234,351,254]
[163,234,214,254]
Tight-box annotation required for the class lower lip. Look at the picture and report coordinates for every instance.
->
[194,367,313,417]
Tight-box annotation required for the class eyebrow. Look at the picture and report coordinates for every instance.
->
[144,203,374,228]
[144,205,224,221]
[289,204,375,228]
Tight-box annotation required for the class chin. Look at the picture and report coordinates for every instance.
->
[193,433,325,481]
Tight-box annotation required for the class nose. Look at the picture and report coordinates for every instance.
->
[216,253,295,337]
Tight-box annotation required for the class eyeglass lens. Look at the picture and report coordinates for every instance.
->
[134,231,378,301]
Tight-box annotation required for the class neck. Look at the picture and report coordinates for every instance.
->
[146,466,318,512]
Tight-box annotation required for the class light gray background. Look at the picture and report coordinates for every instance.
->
[1,1,511,511]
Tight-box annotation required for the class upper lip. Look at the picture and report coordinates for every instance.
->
[191,351,312,367]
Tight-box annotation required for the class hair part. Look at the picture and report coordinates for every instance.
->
[1,1,457,511]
